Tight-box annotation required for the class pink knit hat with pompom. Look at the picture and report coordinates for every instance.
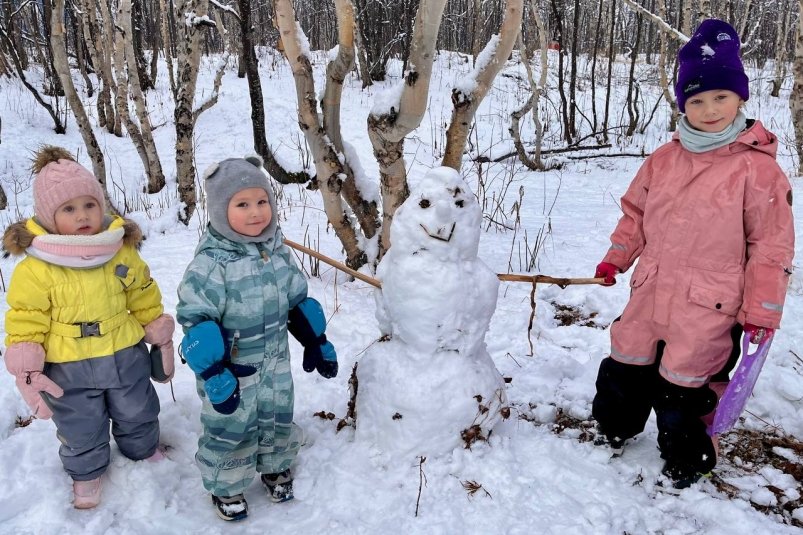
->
[32,147,105,233]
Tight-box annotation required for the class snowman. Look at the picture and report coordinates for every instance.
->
[355,167,507,458]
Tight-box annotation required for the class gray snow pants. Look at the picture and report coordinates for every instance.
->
[42,341,161,481]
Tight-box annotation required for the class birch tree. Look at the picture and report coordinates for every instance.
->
[273,0,378,268]
[622,0,689,131]
[442,0,523,170]
[78,0,115,132]
[174,0,226,223]
[510,0,551,171]
[791,0,803,174]
[51,0,110,199]
[119,0,166,193]
[368,0,448,255]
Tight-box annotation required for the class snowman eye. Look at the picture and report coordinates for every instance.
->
[419,199,431,209]
[455,200,464,208]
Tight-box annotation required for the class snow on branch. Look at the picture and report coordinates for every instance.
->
[209,0,241,21]
[184,11,216,28]
[454,34,501,98]
[621,0,688,43]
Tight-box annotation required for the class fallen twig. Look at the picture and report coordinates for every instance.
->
[415,456,427,517]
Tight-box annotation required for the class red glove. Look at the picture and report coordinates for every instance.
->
[595,261,619,285]
[743,323,774,344]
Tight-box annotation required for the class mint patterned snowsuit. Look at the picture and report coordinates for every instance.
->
[177,226,308,497]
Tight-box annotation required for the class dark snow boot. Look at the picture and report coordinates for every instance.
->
[261,469,294,503]
[593,430,626,458]
[212,494,248,521]
[659,461,711,491]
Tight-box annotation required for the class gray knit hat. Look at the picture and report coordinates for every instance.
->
[202,156,278,243]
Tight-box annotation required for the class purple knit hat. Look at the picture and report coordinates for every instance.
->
[675,19,749,112]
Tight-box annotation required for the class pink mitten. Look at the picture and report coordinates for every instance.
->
[5,342,63,419]
[144,314,175,382]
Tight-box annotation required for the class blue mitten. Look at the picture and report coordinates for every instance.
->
[181,321,256,414]
[287,298,338,378]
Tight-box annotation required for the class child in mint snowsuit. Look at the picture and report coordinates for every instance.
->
[176,156,338,521]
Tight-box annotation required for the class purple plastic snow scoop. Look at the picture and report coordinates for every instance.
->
[708,333,774,436]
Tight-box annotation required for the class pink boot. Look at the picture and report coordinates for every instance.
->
[145,444,168,462]
[73,478,102,509]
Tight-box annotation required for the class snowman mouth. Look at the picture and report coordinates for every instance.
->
[420,222,455,242]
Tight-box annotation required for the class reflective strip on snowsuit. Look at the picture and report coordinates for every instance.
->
[176,227,308,497]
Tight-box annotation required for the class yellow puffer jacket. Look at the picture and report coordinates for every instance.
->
[3,216,164,363]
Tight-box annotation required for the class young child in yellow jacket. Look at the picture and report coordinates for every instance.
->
[3,146,175,509]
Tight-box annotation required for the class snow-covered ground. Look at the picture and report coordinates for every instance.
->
[0,47,802,534]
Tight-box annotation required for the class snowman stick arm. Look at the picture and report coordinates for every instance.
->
[497,274,607,288]
[284,239,383,289]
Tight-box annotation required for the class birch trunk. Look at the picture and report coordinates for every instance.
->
[658,0,679,131]
[160,0,177,98]
[112,5,151,183]
[78,0,113,130]
[99,0,122,136]
[442,0,523,170]
[273,0,366,268]
[510,0,550,171]
[50,0,111,200]
[120,0,166,193]
[791,0,803,174]
[368,0,448,256]
[325,0,379,240]
[175,0,213,224]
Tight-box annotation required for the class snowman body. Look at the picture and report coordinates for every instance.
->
[356,167,506,458]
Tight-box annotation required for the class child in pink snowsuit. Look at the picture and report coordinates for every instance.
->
[591,19,794,489]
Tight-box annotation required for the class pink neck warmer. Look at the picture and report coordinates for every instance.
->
[26,227,125,268]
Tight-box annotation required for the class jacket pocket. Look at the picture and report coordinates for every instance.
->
[630,258,657,288]
[688,270,744,316]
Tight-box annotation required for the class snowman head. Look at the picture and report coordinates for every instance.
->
[390,167,482,261]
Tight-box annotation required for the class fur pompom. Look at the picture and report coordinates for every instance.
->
[31,146,76,174]
[123,219,144,248]
[2,222,34,256]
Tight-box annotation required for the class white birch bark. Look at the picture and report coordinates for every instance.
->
[324,0,380,241]
[175,0,213,223]
[50,0,111,201]
[510,0,549,171]
[98,0,122,136]
[274,0,366,268]
[441,0,523,170]
[368,0,448,256]
[120,0,166,193]
[791,0,803,174]
[159,0,177,98]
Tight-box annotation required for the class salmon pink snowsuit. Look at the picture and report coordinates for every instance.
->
[602,120,794,387]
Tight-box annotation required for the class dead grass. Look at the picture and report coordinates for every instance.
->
[524,404,803,527]
[550,302,604,329]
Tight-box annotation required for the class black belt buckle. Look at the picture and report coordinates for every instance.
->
[79,322,101,337]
